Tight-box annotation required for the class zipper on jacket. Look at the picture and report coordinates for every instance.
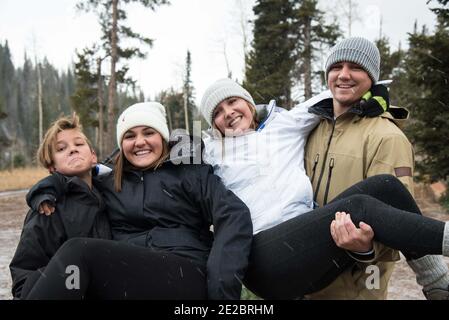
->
[309,153,320,185]
[323,158,335,206]
[313,119,336,202]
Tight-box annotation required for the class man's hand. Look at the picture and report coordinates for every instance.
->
[330,211,374,253]
[359,84,390,117]
[39,201,56,216]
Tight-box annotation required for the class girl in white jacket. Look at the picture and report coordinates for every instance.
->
[199,78,449,299]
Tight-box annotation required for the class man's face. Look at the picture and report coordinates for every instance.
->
[328,62,373,108]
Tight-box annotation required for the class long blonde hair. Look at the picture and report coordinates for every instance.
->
[113,139,170,192]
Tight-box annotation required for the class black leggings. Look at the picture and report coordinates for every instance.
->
[26,238,207,300]
[243,174,445,299]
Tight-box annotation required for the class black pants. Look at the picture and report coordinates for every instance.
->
[244,174,445,299]
[26,238,207,300]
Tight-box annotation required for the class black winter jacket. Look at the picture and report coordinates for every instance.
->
[26,162,253,300]
[10,176,111,299]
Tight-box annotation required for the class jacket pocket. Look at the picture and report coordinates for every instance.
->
[147,227,212,264]
[147,226,211,252]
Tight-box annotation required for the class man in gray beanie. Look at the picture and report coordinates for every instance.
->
[304,36,449,300]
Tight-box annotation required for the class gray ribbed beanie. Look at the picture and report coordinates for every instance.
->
[325,37,380,83]
[200,78,256,126]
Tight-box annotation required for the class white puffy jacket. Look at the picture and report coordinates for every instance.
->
[203,91,332,234]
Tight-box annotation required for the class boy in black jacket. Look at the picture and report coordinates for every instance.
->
[9,113,111,299]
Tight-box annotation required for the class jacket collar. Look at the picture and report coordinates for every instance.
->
[255,100,286,131]
[381,106,409,129]
[64,175,103,209]
[308,96,410,126]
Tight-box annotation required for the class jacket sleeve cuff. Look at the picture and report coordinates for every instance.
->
[29,194,57,212]
[346,246,377,263]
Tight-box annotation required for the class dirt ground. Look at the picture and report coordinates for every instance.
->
[1,187,448,300]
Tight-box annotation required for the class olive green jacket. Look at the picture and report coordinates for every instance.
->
[304,99,414,300]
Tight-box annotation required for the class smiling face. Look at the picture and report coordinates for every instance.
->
[212,97,255,136]
[328,61,373,115]
[51,129,97,177]
[121,126,164,168]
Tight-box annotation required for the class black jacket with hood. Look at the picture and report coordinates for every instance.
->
[24,137,253,300]
[10,176,111,299]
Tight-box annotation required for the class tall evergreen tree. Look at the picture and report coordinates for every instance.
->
[375,37,403,81]
[404,2,449,181]
[0,41,16,167]
[77,0,170,154]
[157,88,184,131]
[182,50,195,132]
[244,0,297,108]
[71,47,100,148]
[428,0,449,26]
[292,0,340,99]
[0,41,15,120]
[0,42,131,168]
[16,55,37,162]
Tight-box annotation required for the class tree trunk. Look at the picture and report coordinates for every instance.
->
[348,0,352,37]
[107,0,118,154]
[166,103,173,132]
[36,61,43,144]
[303,17,313,100]
[223,43,232,79]
[97,57,104,160]
[183,91,189,133]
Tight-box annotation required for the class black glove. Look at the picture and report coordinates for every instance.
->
[359,84,390,117]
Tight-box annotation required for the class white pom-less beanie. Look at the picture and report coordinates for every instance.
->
[116,102,170,148]
[200,78,256,126]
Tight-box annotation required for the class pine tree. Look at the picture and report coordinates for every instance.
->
[158,88,184,131]
[0,41,16,167]
[375,37,403,81]
[292,0,341,99]
[183,50,195,133]
[428,0,449,26]
[0,41,15,120]
[71,47,100,149]
[404,2,449,181]
[16,55,37,163]
[244,0,297,108]
[77,0,170,154]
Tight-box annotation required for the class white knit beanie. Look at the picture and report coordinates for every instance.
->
[199,78,256,126]
[116,102,170,148]
[325,37,380,83]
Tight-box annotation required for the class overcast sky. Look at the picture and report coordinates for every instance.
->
[0,0,439,104]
